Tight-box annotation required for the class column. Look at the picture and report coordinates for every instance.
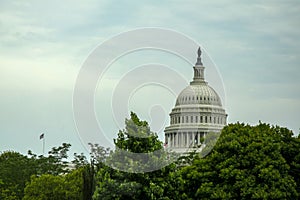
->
[182,133,184,147]
[174,133,176,147]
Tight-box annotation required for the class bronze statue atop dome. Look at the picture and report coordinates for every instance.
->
[197,47,202,57]
[196,46,203,65]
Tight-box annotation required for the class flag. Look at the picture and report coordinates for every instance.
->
[40,133,44,140]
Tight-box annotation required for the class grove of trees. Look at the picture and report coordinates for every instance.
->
[0,112,299,199]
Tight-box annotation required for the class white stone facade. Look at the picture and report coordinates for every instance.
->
[164,48,227,154]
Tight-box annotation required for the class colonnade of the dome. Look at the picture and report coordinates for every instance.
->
[170,114,226,125]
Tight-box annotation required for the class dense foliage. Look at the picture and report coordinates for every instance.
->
[0,143,92,200]
[93,112,177,200]
[0,151,35,199]
[0,113,299,200]
[181,122,300,199]
[23,169,84,200]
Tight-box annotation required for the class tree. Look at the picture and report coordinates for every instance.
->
[23,168,84,200]
[93,112,176,200]
[23,174,66,200]
[0,151,36,199]
[181,122,299,199]
[27,143,72,175]
[106,112,171,173]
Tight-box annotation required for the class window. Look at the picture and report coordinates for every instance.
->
[191,116,193,123]
[195,116,198,123]
[186,116,189,123]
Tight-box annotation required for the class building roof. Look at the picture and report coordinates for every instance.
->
[175,83,222,107]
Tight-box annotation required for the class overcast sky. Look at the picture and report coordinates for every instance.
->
[1,0,299,156]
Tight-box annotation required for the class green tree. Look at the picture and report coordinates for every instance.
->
[23,168,84,200]
[27,143,72,176]
[0,143,90,199]
[181,122,299,199]
[93,112,176,200]
[0,151,36,199]
[23,174,66,200]
[64,168,84,200]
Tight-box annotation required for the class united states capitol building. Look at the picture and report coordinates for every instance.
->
[164,47,227,154]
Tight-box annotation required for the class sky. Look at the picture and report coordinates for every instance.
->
[1,0,300,157]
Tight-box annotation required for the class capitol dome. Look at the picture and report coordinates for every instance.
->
[175,84,222,107]
[164,47,227,154]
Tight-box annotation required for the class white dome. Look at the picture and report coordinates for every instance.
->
[175,83,222,106]
[164,47,227,154]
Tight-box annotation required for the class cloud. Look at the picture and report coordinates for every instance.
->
[0,0,300,155]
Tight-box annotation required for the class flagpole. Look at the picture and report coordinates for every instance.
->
[40,133,45,156]
[43,136,45,156]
